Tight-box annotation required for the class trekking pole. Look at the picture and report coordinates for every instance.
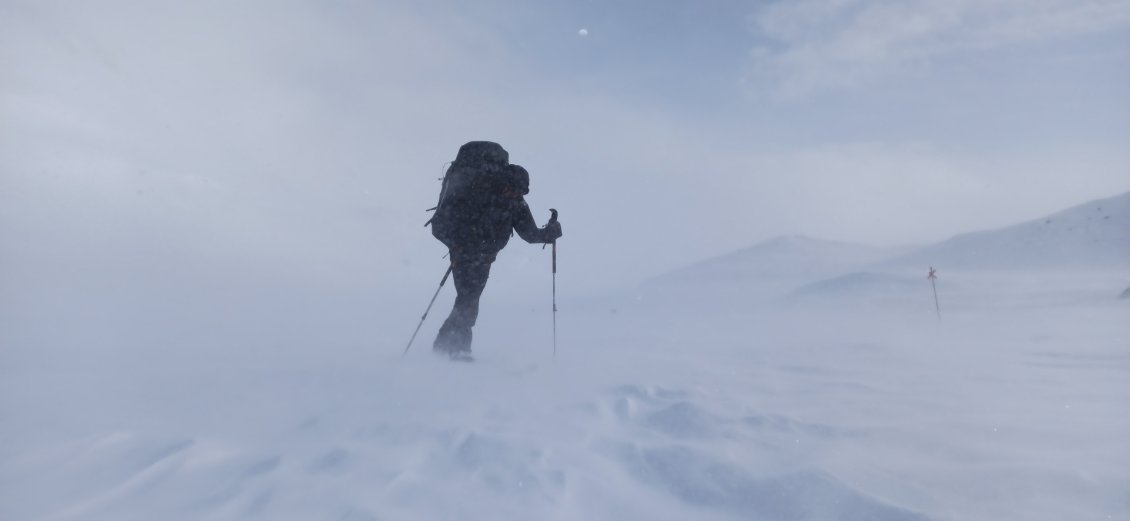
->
[928,266,941,320]
[402,265,453,357]
[549,209,558,358]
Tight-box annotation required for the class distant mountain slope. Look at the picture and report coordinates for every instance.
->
[886,192,1130,270]
[642,236,893,301]
[633,192,1129,309]
[653,235,890,284]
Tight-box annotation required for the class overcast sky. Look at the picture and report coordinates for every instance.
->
[2,0,1128,302]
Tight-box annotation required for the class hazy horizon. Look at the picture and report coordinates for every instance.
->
[3,0,1129,297]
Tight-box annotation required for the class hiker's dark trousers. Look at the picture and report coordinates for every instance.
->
[433,253,492,354]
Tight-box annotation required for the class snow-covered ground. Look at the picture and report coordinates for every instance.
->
[2,195,1129,521]
[2,276,1128,520]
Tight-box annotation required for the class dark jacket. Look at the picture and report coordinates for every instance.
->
[438,185,555,259]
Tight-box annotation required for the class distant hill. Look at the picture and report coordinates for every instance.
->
[641,235,893,302]
[633,192,1130,309]
[788,192,1130,306]
[885,192,1130,270]
[790,272,924,298]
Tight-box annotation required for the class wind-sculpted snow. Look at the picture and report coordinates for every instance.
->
[597,386,926,520]
[603,443,928,521]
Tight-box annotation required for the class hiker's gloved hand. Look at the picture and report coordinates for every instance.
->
[544,220,562,241]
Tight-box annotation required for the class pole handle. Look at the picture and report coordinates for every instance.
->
[543,209,559,250]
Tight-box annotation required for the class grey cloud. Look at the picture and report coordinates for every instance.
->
[746,0,1130,97]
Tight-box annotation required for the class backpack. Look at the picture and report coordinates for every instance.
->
[427,141,511,249]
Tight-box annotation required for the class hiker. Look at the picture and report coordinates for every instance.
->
[428,141,562,360]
